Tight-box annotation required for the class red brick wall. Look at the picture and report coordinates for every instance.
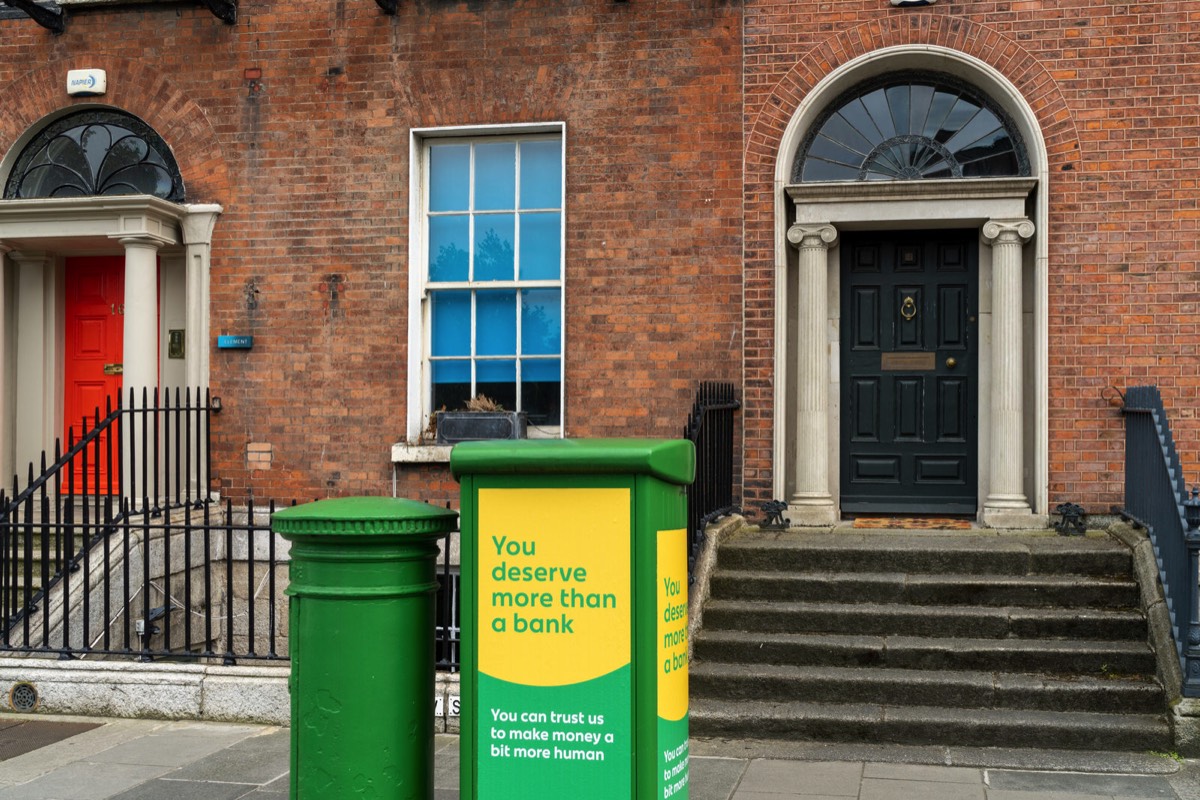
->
[0,0,743,505]
[742,4,1200,514]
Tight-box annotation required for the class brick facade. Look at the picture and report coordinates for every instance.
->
[0,0,742,507]
[2,0,1198,518]
[742,3,1200,513]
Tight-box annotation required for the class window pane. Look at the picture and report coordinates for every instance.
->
[428,215,469,282]
[475,214,515,281]
[477,360,516,412]
[475,142,516,211]
[432,360,471,413]
[476,290,516,356]
[519,212,561,280]
[520,140,562,209]
[430,144,470,211]
[522,358,561,426]
[432,360,470,384]
[521,289,561,355]
[431,291,471,356]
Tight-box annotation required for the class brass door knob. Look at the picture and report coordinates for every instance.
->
[945,357,958,369]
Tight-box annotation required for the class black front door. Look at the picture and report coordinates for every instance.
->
[840,230,978,514]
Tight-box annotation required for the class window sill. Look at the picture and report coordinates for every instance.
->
[392,427,563,464]
[392,443,452,464]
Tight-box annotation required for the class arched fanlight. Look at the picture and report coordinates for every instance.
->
[4,109,184,202]
[794,71,1029,183]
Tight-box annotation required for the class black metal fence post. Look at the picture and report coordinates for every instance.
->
[683,382,741,583]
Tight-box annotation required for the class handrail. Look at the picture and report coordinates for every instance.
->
[1121,385,1200,696]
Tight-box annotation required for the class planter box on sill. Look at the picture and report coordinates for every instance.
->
[435,411,527,445]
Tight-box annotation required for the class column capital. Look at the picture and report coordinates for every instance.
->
[787,222,838,250]
[110,232,172,250]
[6,249,49,267]
[981,218,1035,246]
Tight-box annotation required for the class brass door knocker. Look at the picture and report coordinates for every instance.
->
[900,295,917,321]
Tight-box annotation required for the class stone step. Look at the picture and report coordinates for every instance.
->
[688,697,1173,751]
[710,569,1140,608]
[717,532,1132,577]
[701,599,1148,640]
[689,661,1165,714]
[693,629,1158,676]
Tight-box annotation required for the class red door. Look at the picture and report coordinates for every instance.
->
[64,257,124,493]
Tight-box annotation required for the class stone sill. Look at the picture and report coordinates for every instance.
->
[392,427,563,465]
[392,443,452,464]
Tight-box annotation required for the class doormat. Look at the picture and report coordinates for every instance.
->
[852,517,973,530]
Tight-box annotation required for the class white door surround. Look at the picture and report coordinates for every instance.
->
[0,196,219,480]
[771,47,1050,527]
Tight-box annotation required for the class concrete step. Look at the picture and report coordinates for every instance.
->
[689,697,1173,751]
[709,569,1140,608]
[701,599,1148,640]
[689,661,1166,714]
[693,629,1158,676]
[717,531,1132,577]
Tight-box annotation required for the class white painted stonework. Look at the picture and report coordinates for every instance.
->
[772,45,1051,526]
[0,196,219,477]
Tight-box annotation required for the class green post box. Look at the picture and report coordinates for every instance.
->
[452,439,695,800]
[272,496,458,800]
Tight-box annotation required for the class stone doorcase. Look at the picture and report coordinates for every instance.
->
[772,46,1051,528]
[0,197,220,481]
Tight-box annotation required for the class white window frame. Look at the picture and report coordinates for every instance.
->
[406,123,567,444]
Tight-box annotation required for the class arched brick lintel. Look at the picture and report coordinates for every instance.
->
[0,57,228,204]
[746,14,1082,180]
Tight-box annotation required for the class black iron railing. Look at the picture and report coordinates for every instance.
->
[1,388,214,642]
[1,497,287,663]
[684,382,740,580]
[0,387,463,667]
[1121,385,1200,696]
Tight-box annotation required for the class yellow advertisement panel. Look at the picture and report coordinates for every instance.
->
[657,527,688,721]
[478,487,631,687]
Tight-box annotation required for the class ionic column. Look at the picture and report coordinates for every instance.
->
[786,222,837,524]
[981,218,1035,526]
[117,235,168,404]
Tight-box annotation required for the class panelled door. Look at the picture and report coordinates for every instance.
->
[64,256,124,493]
[840,230,978,514]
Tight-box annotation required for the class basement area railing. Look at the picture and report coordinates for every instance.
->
[1120,385,1200,696]
[1,388,214,645]
[684,382,740,581]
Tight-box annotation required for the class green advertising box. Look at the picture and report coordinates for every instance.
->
[452,439,695,800]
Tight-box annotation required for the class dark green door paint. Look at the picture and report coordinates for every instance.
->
[840,231,979,514]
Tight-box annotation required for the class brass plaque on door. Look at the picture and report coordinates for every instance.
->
[881,352,936,371]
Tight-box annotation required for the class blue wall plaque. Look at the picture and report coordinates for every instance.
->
[217,335,253,349]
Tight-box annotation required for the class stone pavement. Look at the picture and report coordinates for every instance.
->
[0,713,1198,799]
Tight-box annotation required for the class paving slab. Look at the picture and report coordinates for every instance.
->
[737,760,863,796]
[0,760,170,800]
[986,770,1177,798]
[863,763,982,783]
[107,778,258,800]
[985,792,1112,800]
[166,729,288,784]
[90,728,258,768]
[691,756,748,800]
[859,776,986,800]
